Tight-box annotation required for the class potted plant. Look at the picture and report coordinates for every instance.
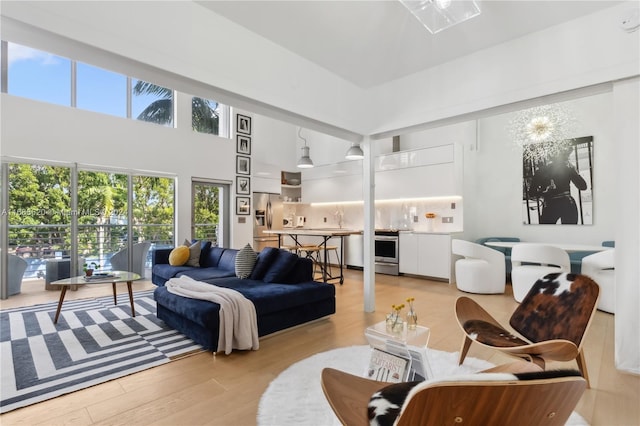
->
[83,262,100,277]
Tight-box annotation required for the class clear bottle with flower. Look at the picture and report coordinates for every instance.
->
[406,297,418,330]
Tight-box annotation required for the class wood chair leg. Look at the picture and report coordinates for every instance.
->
[575,349,591,389]
[459,336,473,365]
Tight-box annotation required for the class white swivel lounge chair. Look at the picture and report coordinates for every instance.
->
[510,244,570,302]
[582,249,615,313]
[452,239,506,294]
[110,241,152,278]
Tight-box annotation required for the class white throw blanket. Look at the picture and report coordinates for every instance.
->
[165,275,259,355]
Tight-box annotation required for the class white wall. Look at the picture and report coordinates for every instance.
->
[0,94,253,249]
[0,1,369,136]
[461,92,616,245]
[367,2,639,135]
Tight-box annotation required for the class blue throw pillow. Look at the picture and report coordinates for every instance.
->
[192,240,213,266]
[250,247,280,280]
[262,250,299,283]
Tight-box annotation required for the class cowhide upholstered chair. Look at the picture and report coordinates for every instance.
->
[321,363,586,426]
[455,272,599,388]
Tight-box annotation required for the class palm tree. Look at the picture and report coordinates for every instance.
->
[133,81,219,133]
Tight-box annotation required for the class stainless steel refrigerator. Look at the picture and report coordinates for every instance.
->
[253,192,283,252]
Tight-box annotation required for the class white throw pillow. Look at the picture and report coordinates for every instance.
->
[183,239,201,267]
[235,243,257,279]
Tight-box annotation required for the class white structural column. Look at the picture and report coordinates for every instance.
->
[613,77,639,374]
[362,136,376,312]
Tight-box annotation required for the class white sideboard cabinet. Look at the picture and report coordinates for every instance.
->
[399,232,452,282]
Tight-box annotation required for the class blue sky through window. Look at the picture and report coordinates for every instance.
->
[7,42,171,123]
[8,43,70,106]
[77,62,126,117]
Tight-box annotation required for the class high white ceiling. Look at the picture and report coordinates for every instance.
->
[197,1,620,89]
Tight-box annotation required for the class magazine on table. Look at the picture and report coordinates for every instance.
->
[83,273,119,281]
[367,348,409,383]
[365,331,432,382]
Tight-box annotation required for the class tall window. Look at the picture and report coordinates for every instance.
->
[132,79,174,126]
[193,96,222,135]
[133,175,175,251]
[192,180,229,247]
[2,41,231,135]
[4,161,176,296]
[76,62,127,117]
[6,42,70,106]
[7,163,72,279]
[77,170,128,268]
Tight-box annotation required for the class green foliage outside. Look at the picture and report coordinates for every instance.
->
[7,164,175,261]
[133,81,219,134]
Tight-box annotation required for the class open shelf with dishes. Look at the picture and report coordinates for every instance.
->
[281,171,302,203]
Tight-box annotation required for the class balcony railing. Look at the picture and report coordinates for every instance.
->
[8,223,173,279]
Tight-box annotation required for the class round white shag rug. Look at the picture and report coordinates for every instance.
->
[257,345,588,426]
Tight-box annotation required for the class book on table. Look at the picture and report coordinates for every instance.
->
[83,273,119,281]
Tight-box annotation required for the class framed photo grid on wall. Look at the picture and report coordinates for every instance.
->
[237,135,251,155]
[235,113,252,217]
[237,114,252,135]
[236,197,250,215]
[236,156,251,175]
[236,176,250,195]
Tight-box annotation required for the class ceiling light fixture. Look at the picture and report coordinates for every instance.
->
[398,0,481,34]
[296,128,314,169]
[345,143,364,160]
[508,104,576,162]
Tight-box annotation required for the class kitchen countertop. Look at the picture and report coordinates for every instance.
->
[264,228,360,236]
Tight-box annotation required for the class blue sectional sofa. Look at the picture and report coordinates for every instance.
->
[152,244,336,351]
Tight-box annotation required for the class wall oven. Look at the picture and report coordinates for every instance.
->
[374,230,399,275]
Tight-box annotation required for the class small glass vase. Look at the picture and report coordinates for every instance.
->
[386,312,396,331]
[392,319,404,334]
[406,308,418,330]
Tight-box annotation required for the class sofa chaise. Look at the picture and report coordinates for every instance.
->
[152,243,336,351]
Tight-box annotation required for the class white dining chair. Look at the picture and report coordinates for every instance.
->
[510,244,570,302]
[582,249,615,313]
[452,239,506,294]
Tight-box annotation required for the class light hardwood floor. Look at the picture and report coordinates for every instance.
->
[1,271,638,425]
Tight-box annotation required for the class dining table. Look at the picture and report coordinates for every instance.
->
[484,241,612,253]
[264,228,360,284]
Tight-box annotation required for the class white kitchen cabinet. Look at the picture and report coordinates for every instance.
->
[345,233,364,268]
[399,232,419,274]
[400,232,452,281]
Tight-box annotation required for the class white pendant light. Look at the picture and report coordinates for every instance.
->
[345,143,364,160]
[297,128,314,168]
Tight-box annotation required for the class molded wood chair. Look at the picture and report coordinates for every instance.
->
[510,243,570,302]
[321,363,586,426]
[456,272,599,388]
[110,241,151,278]
[452,239,505,294]
[582,249,615,313]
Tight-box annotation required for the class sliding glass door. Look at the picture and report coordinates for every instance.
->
[2,160,176,299]
[192,180,230,248]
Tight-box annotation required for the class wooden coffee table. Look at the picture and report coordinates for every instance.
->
[51,271,141,324]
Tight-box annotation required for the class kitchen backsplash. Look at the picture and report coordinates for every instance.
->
[288,197,463,233]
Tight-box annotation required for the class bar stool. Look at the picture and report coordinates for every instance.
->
[297,245,324,279]
[321,245,341,279]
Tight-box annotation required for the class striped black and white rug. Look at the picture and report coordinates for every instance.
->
[0,290,203,413]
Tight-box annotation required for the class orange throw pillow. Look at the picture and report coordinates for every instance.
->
[169,246,190,266]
